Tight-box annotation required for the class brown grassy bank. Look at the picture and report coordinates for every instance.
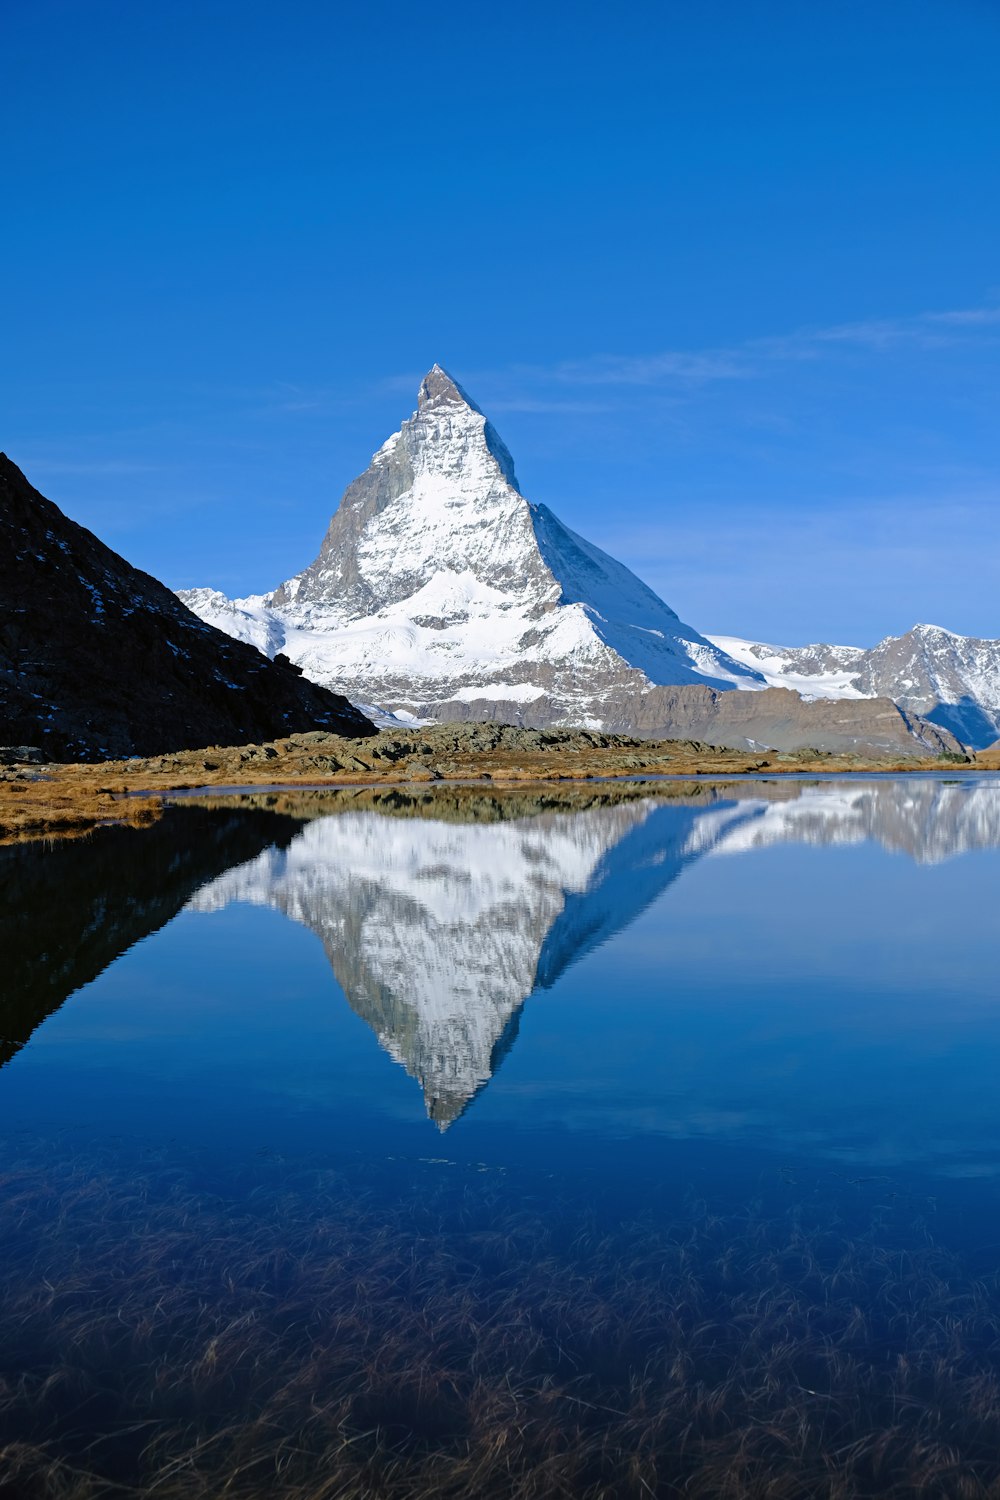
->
[0,721,980,845]
[0,776,163,845]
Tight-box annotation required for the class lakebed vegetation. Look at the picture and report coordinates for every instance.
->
[3,1137,1000,1499]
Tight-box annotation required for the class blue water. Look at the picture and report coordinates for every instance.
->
[3,776,1000,1496]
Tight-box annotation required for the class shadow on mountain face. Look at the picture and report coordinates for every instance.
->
[0,807,300,1070]
[925,696,1000,751]
[534,799,757,991]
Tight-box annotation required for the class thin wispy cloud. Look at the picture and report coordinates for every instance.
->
[549,351,750,387]
[925,307,1000,327]
[455,301,1000,400]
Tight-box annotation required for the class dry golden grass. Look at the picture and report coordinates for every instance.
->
[0,775,162,846]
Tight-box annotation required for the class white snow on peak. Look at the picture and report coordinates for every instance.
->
[178,368,763,725]
[707,635,868,700]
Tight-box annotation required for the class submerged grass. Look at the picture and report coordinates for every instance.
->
[3,1143,1000,1498]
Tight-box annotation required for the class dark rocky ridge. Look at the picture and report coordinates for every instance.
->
[0,455,375,759]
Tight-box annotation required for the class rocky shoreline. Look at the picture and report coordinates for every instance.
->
[0,722,989,845]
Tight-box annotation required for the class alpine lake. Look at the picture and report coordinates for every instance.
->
[3,773,1000,1500]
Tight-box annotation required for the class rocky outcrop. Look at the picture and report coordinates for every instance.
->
[422,686,963,759]
[0,455,375,759]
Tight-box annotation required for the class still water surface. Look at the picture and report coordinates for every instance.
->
[3,776,1000,1497]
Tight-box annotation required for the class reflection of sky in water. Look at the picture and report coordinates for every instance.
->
[3,777,1000,1184]
[5,776,1000,1499]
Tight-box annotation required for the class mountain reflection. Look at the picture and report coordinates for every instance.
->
[188,776,1000,1126]
[0,807,301,1069]
[4,778,999,1129]
[189,797,719,1124]
[703,779,1000,865]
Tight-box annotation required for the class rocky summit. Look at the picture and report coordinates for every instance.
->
[0,455,375,760]
[180,367,964,759]
[180,365,763,711]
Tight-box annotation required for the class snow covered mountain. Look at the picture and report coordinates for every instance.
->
[177,367,972,756]
[180,365,764,730]
[710,624,1000,750]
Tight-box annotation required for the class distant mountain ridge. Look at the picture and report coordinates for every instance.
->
[180,367,963,759]
[710,624,1000,750]
[0,454,374,758]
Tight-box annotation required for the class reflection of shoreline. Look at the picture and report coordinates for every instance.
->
[181,775,1000,866]
[0,807,300,1071]
[702,779,1000,865]
[7,778,1000,1136]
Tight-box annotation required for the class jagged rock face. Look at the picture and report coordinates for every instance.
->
[271,366,542,617]
[0,455,375,759]
[180,365,766,730]
[711,625,1000,750]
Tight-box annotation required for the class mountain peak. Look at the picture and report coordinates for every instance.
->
[417,363,482,415]
[908,623,960,640]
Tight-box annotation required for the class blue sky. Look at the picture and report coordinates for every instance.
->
[3,0,998,644]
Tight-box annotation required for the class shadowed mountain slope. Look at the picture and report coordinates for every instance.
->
[0,455,374,759]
